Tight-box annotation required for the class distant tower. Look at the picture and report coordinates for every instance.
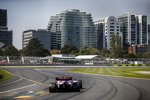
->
[94,16,122,50]
[22,29,51,50]
[118,13,137,48]
[118,13,148,47]
[148,24,150,44]
[0,9,7,30]
[137,15,148,45]
[47,9,96,50]
[0,9,12,47]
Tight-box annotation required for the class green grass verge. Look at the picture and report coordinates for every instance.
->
[69,67,150,79]
[0,68,13,82]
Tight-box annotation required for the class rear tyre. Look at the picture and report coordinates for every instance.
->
[78,80,82,89]
[49,83,56,93]
[72,83,80,92]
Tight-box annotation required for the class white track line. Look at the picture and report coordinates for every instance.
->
[0,77,23,87]
[71,72,150,80]
[12,73,48,86]
[0,70,48,94]
[0,84,37,94]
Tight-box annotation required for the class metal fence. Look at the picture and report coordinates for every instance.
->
[0,56,150,65]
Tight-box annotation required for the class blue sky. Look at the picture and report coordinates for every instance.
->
[0,0,150,49]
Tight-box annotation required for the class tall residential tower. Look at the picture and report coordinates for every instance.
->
[0,9,12,47]
[118,13,148,47]
[47,9,96,50]
[94,16,122,50]
[118,13,137,47]
[22,29,51,50]
[137,15,148,45]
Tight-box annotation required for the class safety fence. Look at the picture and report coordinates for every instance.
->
[0,56,150,66]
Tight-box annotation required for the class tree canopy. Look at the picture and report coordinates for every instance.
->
[61,45,78,54]
[79,47,100,55]
[3,45,20,56]
[0,48,3,56]
[21,38,50,57]
[110,34,125,58]
[50,49,60,55]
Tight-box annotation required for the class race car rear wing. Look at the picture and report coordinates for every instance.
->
[56,77,72,81]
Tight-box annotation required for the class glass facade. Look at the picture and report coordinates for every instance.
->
[141,16,147,44]
[0,30,12,46]
[148,24,150,44]
[22,30,51,50]
[0,9,12,47]
[95,16,122,50]
[47,9,96,50]
[0,9,7,29]
[118,13,148,48]
[95,23,103,50]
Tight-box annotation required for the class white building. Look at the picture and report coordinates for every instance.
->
[118,13,137,47]
[118,13,148,47]
[22,29,51,50]
[47,9,96,50]
[137,15,148,45]
[94,16,122,50]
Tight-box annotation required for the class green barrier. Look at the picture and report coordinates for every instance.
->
[146,64,149,66]
[142,64,146,67]
[127,64,131,67]
[113,64,118,67]
[122,64,127,67]
[130,64,134,66]
[114,64,150,67]
[138,64,142,66]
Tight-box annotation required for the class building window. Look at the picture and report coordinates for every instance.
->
[110,26,114,28]
[110,29,114,31]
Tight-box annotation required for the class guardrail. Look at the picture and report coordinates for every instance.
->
[0,56,150,67]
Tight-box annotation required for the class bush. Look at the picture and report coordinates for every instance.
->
[0,74,3,79]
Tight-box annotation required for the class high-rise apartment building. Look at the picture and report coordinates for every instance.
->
[0,30,12,47]
[137,15,148,45]
[118,13,148,47]
[22,29,51,50]
[94,23,103,50]
[118,13,137,47]
[0,9,12,47]
[148,24,150,44]
[0,9,7,30]
[47,9,96,50]
[94,16,122,50]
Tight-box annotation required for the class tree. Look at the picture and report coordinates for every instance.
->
[99,49,110,57]
[110,34,124,58]
[3,45,20,56]
[142,44,150,58]
[50,49,60,55]
[143,52,150,58]
[22,38,50,57]
[79,48,100,55]
[127,53,137,58]
[0,48,3,56]
[61,45,78,54]
[19,48,27,56]
[42,49,51,56]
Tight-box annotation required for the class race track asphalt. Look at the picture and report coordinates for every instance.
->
[0,67,150,100]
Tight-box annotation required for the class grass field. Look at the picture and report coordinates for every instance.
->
[0,68,12,82]
[69,67,150,79]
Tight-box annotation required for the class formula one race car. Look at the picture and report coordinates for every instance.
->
[49,75,82,93]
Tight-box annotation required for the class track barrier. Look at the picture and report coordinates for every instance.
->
[113,64,149,67]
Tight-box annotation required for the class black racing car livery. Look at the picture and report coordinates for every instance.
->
[49,75,82,93]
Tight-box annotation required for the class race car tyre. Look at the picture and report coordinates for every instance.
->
[72,83,80,92]
[49,83,56,93]
[78,80,82,89]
